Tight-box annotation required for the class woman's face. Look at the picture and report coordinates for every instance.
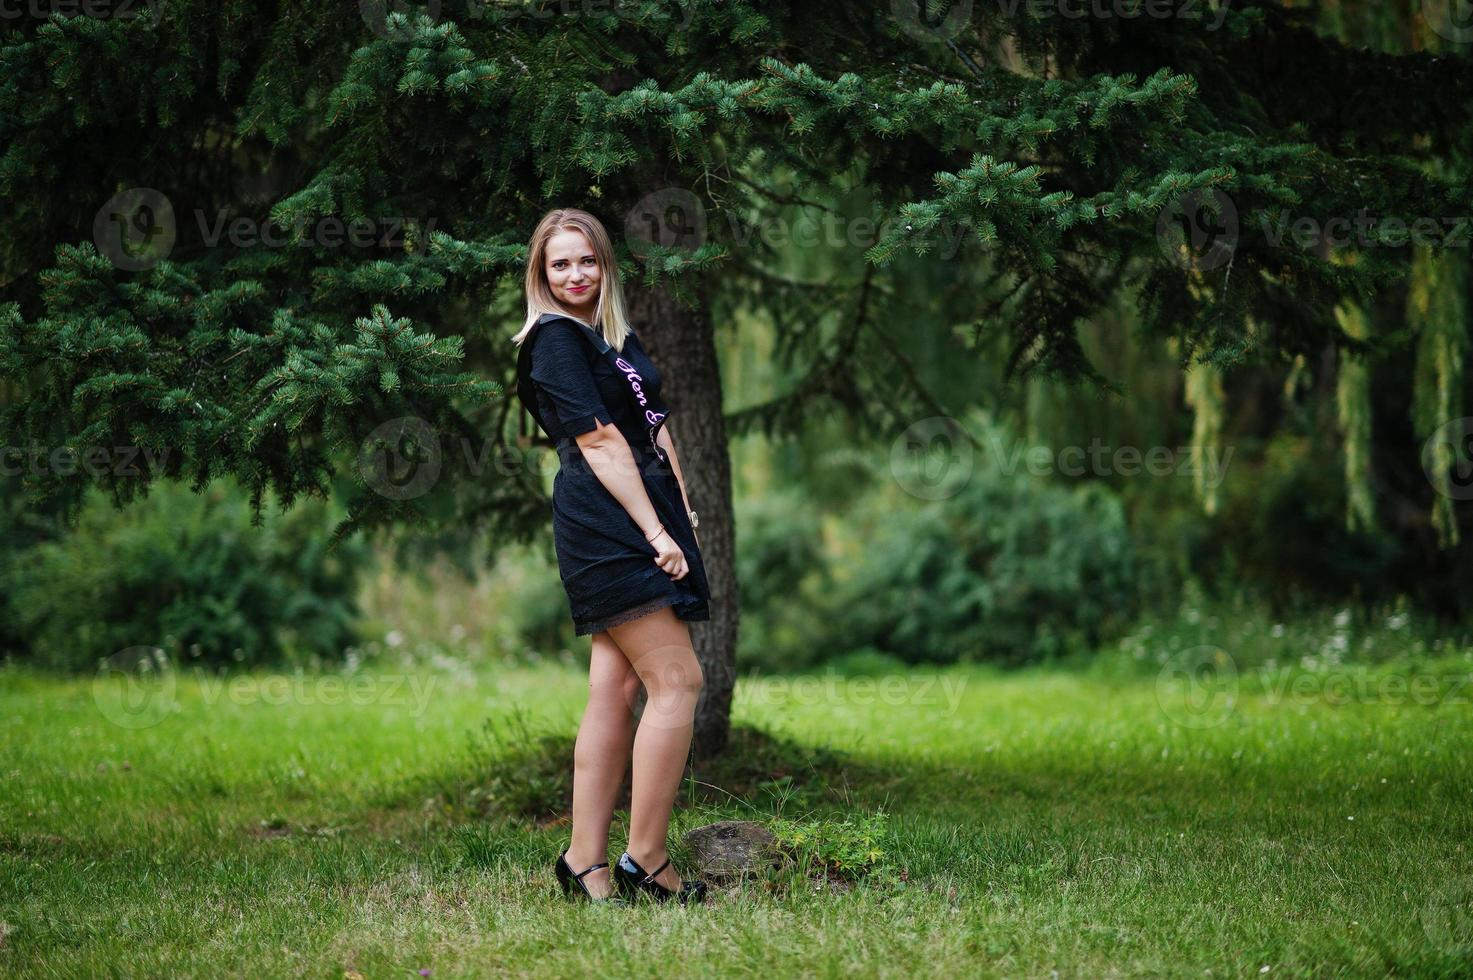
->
[544,229,601,314]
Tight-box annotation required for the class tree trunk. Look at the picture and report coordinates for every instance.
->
[625,283,738,759]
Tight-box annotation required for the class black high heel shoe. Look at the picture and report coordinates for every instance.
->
[613,851,708,904]
[554,850,625,904]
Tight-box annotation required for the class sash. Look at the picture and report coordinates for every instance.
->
[516,312,671,463]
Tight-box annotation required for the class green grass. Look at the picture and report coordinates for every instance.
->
[3,638,1472,978]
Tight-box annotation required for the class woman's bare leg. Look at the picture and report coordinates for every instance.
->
[607,605,704,892]
[563,629,641,899]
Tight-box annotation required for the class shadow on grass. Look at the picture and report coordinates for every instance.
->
[273,699,1471,875]
[345,708,903,836]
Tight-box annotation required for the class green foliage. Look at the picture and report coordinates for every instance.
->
[1409,241,1468,550]
[3,0,1468,549]
[733,484,832,671]
[4,478,367,670]
[1210,431,1400,608]
[767,808,900,889]
[1092,581,1471,681]
[835,423,1139,667]
[732,414,1140,670]
[450,710,575,825]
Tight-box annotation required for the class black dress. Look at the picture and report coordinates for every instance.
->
[526,317,711,636]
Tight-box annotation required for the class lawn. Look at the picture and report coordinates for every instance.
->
[2,641,1471,978]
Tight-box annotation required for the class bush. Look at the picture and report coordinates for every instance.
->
[734,484,834,672]
[829,414,1141,666]
[5,478,368,671]
[1210,431,1401,610]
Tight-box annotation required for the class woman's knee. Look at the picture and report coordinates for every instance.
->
[620,669,644,708]
[588,632,637,706]
[645,653,702,697]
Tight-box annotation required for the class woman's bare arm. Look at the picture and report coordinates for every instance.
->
[573,418,663,538]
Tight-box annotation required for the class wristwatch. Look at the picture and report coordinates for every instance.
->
[688,509,699,529]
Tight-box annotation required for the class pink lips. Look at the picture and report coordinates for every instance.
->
[569,285,590,293]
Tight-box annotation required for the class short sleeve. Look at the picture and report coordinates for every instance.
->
[529,322,612,436]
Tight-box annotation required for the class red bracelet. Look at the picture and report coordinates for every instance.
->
[644,524,667,542]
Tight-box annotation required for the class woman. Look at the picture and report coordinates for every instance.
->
[511,208,711,905]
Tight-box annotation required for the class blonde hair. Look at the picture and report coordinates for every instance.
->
[510,208,632,352]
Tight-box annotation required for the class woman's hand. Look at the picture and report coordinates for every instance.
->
[649,527,689,579]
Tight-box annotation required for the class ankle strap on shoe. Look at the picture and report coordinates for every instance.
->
[574,861,609,880]
[641,857,671,885]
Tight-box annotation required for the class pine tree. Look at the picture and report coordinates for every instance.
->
[2,1,1470,755]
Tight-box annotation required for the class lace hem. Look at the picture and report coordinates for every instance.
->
[574,594,683,636]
